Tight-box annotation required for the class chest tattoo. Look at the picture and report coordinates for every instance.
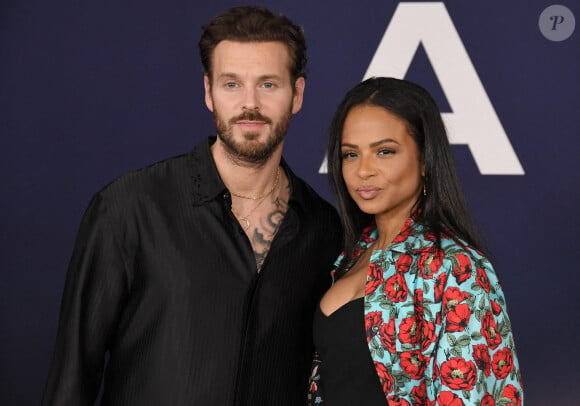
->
[250,195,288,271]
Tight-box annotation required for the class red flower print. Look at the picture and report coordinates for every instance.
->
[432,361,440,381]
[452,254,473,284]
[365,311,383,341]
[414,290,424,317]
[423,230,437,242]
[434,273,448,303]
[472,344,492,377]
[442,287,470,315]
[360,223,375,242]
[436,311,442,325]
[410,381,425,401]
[386,396,411,406]
[419,320,437,352]
[385,272,409,303]
[374,361,393,395]
[491,300,502,316]
[492,348,514,380]
[480,311,502,350]
[410,381,435,406]
[481,393,495,406]
[366,263,384,295]
[436,391,464,406]
[417,248,444,279]
[400,351,429,379]
[501,384,522,406]
[445,303,471,333]
[396,253,413,273]
[392,222,413,243]
[476,267,491,292]
[309,382,318,393]
[399,317,420,345]
[379,317,397,353]
[440,357,477,391]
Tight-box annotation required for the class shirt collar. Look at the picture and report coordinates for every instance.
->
[188,136,305,210]
[189,137,226,206]
[357,215,433,254]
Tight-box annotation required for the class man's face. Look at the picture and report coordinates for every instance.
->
[204,41,305,165]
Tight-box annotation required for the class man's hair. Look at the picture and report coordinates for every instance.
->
[327,77,486,277]
[199,6,307,83]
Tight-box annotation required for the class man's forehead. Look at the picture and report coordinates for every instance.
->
[212,41,289,64]
[215,39,288,51]
[210,41,292,79]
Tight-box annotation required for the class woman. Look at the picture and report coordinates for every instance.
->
[308,77,523,405]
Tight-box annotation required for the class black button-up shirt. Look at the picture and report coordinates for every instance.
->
[42,137,342,405]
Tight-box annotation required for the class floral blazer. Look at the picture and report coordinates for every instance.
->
[307,217,523,406]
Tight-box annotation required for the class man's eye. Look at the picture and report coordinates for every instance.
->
[226,82,237,88]
[262,82,274,89]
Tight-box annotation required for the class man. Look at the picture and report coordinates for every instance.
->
[42,6,342,406]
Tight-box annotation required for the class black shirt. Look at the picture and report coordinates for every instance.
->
[313,298,386,405]
[42,137,342,406]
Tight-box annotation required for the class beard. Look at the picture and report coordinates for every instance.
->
[213,108,292,165]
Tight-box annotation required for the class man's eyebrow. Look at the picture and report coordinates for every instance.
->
[216,73,284,81]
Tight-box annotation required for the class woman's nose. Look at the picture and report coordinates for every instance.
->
[356,155,376,178]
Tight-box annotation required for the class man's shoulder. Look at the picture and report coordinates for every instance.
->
[286,169,340,228]
[95,151,192,204]
[288,172,333,210]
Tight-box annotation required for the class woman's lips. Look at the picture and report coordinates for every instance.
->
[356,186,381,199]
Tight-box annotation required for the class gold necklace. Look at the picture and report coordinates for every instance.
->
[231,196,270,230]
[231,176,281,230]
[229,168,280,200]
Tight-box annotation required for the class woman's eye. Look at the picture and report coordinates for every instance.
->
[377,149,394,156]
[342,152,357,159]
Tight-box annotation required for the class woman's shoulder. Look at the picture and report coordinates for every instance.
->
[438,231,488,262]
[433,230,505,297]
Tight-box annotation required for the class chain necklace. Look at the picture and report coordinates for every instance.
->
[230,168,280,230]
[231,197,269,230]
[229,167,280,200]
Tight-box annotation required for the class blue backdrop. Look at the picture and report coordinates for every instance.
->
[1,1,578,405]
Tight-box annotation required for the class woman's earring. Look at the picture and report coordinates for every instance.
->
[423,183,427,196]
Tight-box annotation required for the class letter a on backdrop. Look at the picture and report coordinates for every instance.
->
[320,2,524,175]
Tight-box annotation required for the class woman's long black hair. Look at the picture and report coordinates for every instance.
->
[327,77,486,276]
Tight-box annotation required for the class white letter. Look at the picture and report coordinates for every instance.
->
[320,2,524,175]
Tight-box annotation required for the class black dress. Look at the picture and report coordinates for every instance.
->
[313,297,386,405]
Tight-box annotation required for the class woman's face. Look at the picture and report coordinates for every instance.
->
[341,105,423,221]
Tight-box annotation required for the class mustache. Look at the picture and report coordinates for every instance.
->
[228,111,272,125]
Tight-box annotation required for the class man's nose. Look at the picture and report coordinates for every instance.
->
[242,87,260,111]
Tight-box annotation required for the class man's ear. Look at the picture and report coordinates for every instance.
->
[204,75,214,112]
[291,77,305,114]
